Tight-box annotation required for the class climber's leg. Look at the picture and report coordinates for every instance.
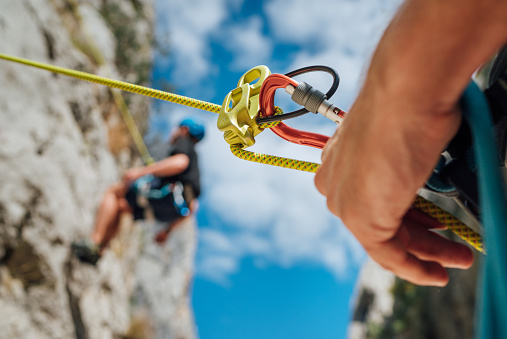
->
[91,183,129,250]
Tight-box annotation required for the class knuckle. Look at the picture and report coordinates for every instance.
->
[326,193,343,218]
[314,170,326,195]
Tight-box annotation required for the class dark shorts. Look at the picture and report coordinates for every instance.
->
[125,185,181,223]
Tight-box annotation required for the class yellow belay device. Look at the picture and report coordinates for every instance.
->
[218,65,270,148]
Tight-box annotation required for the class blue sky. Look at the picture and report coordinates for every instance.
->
[149,0,403,338]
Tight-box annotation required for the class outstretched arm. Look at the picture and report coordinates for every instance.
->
[315,0,507,286]
[122,154,190,184]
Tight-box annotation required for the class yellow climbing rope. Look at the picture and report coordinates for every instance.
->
[413,196,484,253]
[230,145,485,253]
[230,145,319,173]
[0,52,484,253]
[0,53,222,114]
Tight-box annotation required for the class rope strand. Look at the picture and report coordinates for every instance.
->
[0,53,222,114]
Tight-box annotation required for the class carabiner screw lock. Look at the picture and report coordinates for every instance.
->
[285,82,345,124]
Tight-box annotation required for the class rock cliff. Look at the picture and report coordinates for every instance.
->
[349,238,479,339]
[0,1,196,338]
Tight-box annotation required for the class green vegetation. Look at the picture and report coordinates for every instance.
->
[100,0,152,86]
[366,279,433,339]
[364,264,478,339]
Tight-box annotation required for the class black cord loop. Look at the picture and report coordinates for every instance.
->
[256,65,340,124]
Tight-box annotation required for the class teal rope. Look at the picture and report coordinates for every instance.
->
[462,82,507,339]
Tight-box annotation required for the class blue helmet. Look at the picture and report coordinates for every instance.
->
[180,117,205,141]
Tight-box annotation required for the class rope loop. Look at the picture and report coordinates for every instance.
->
[230,144,320,173]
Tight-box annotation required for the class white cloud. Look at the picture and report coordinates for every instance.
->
[221,16,273,70]
[199,228,236,254]
[154,0,236,85]
[265,0,404,109]
[204,180,279,230]
[196,254,239,285]
[265,0,402,49]
[196,228,273,284]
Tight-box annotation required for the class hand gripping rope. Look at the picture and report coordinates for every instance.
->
[0,53,484,253]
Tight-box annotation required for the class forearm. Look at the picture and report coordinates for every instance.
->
[314,0,497,286]
[370,0,507,114]
[141,154,190,178]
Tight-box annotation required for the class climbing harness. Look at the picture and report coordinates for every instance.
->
[0,52,485,252]
[133,175,190,218]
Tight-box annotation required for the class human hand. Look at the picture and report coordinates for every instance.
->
[122,168,146,185]
[154,229,169,244]
[314,87,474,287]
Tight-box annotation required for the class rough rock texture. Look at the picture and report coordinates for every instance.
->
[0,1,196,338]
[133,219,197,339]
[349,246,480,339]
[348,260,396,339]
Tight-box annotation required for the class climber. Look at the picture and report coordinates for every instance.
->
[72,117,205,265]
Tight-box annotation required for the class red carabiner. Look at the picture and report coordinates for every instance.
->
[258,74,330,149]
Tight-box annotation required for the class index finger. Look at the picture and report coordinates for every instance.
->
[320,127,341,164]
[405,207,447,230]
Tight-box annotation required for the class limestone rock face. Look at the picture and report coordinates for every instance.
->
[0,1,196,338]
[348,260,396,339]
[349,254,479,339]
[133,219,197,339]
